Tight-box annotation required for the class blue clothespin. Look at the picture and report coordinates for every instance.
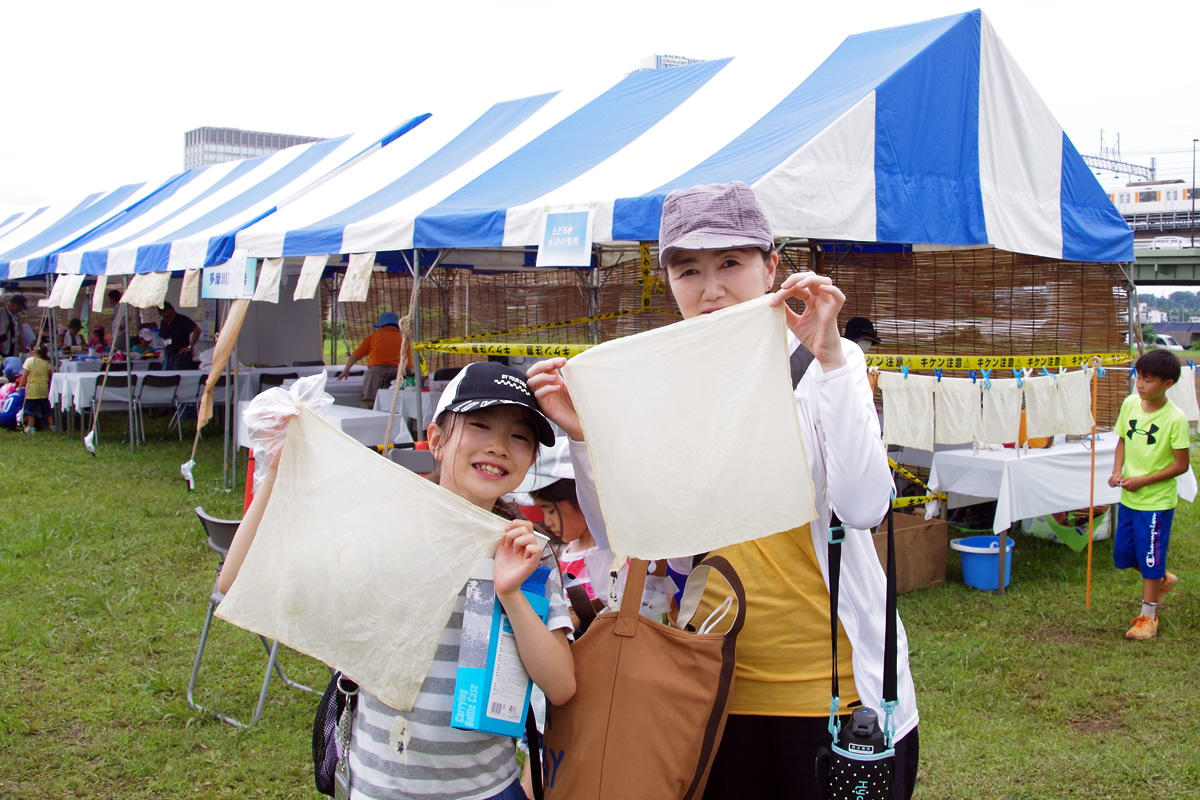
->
[1012,368,1024,389]
[933,368,943,382]
[900,365,910,379]
[969,369,978,383]
[981,369,992,390]
[1040,366,1057,381]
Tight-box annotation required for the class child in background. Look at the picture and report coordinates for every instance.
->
[20,343,54,433]
[1109,348,1191,640]
[88,326,108,353]
[219,362,574,800]
[533,478,599,600]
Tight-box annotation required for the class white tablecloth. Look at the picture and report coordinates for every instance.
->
[929,439,1198,534]
[49,370,254,413]
[60,359,158,373]
[236,401,413,448]
[374,387,443,428]
[300,375,365,407]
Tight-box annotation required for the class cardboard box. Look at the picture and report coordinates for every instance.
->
[872,511,948,593]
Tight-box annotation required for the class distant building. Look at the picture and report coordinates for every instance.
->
[638,54,706,71]
[184,126,325,169]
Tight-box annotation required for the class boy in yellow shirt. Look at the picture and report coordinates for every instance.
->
[1109,349,1191,640]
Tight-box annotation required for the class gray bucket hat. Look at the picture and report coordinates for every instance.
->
[658,181,774,268]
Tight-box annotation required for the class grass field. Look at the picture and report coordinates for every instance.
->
[2,415,1198,798]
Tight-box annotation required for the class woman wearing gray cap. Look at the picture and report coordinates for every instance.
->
[529,182,918,799]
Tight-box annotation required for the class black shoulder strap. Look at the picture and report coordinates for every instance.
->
[790,343,816,389]
[526,703,543,800]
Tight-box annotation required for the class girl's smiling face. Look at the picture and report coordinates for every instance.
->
[429,405,538,509]
[664,247,778,319]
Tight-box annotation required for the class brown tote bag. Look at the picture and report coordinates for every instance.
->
[542,555,746,800]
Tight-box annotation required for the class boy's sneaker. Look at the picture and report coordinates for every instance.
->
[22,427,35,434]
[1126,615,1158,640]
[1160,572,1179,599]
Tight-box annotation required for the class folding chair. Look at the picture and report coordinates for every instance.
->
[88,374,137,442]
[187,507,316,728]
[136,373,181,442]
[258,372,298,392]
[293,360,326,367]
[388,447,436,475]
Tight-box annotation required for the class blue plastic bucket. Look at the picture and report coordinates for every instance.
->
[950,536,1014,591]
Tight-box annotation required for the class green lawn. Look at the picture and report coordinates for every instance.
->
[1,417,1198,798]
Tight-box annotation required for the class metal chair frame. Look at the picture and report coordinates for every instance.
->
[135,373,182,442]
[187,507,316,728]
[88,374,137,442]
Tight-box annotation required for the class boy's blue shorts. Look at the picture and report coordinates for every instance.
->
[1114,503,1173,579]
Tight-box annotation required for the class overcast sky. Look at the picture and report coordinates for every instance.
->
[2,0,1196,220]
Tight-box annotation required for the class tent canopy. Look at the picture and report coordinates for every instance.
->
[231,8,1131,264]
[0,116,429,282]
[9,9,1133,281]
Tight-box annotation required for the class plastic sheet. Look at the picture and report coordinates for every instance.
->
[241,372,334,485]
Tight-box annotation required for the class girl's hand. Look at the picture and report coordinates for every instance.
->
[767,272,847,371]
[494,520,544,596]
[527,358,582,441]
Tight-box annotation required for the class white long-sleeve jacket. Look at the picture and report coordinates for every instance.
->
[569,336,919,742]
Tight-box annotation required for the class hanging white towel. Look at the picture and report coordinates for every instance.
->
[878,371,935,451]
[337,252,376,303]
[934,377,982,444]
[295,254,329,300]
[1056,370,1095,435]
[979,379,1023,444]
[1023,375,1064,439]
[1166,365,1200,424]
[179,269,201,308]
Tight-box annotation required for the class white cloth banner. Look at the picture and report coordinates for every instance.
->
[215,408,506,711]
[45,275,70,308]
[53,273,86,309]
[122,272,172,309]
[934,377,981,444]
[295,254,329,300]
[878,371,935,451]
[252,257,284,303]
[337,252,376,303]
[562,295,814,561]
[979,379,1022,444]
[92,275,109,312]
[179,269,201,309]
[1166,365,1200,424]
[1057,369,1096,435]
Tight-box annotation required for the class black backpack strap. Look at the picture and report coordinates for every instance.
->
[565,583,598,637]
[526,703,543,800]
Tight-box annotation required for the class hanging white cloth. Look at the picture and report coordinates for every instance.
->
[92,275,109,312]
[122,272,172,309]
[1023,375,1064,439]
[978,378,1022,444]
[1166,365,1200,424]
[179,269,202,309]
[337,252,376,303]
[252,257,284,303]
[561,295,815,561]
[215,407,508,712]
[934,377,981,444]
[295,254,329,300]
[1057,369,1095,435]
[878,371,935,451]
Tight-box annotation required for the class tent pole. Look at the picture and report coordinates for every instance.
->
[412,250,426,441]
[124,298,135,454]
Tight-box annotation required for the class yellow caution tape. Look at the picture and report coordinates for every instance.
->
[425,309,646,345]
[415,341,594,358]
[865,352,1131,370]
[892,494,944,509]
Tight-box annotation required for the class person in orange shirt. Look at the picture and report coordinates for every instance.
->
[337,311,410,407]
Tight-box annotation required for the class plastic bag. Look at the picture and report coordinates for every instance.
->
[243,372,334,487]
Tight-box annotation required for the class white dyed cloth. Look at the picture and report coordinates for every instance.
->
[1057,369,1095,435]
[252,257,284,303]
[215,408,506,711]
[561,295,814,561]
[979,378,1022,444]
[1166,365,1200,424]
[934,377,981,444]
[1023,375,1065,439]
[878,371,935,451]
[337,252,375,302]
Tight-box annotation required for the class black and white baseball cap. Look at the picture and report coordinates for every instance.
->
[433,362,556,446]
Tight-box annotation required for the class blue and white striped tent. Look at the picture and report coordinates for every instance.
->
[0,116,429,283]
[230,8,1132,267]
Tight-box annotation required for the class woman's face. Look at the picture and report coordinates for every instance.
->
[665,248,778,319]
